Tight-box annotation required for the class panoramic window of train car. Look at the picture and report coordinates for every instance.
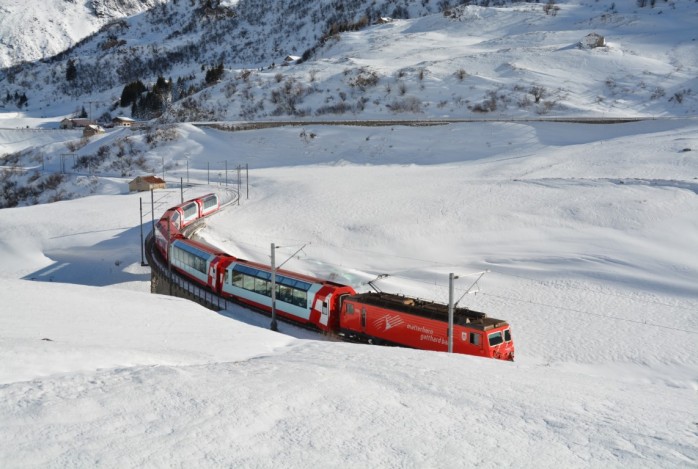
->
[232,270,242,286]
[488,331,504,347]
[182,203,197,219]
[173,246,206,274]
[504,329,512,342]
[171,211,181,228]
[470,332,481,346]
[254,277,270,296]
[203,196,217,210]
[242,273,254,291]
[231,265,310,307]
[292,288,307,308]
[279,284,293,302]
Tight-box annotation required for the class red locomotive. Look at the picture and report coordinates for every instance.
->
[339,292,514,360]
[153,195,514,361]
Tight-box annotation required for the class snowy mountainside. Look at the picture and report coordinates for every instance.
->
[0,0,696,125]
[0,0,437,99]
[0,0,166,68]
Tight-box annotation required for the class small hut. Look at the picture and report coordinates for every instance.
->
[112,116,137,127]
[60,118,93,129]
[129,175,166,192]
[83,124,106,137]
[282,55,300,66]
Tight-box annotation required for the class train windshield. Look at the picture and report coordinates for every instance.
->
[488,331,504,347]
[489,329,512,347]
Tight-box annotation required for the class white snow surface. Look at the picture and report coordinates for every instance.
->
[1,118,697,467]
[1,1,698,467]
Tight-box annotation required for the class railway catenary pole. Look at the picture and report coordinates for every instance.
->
[237,165,241,205]
[167,219,173,295]
[270,242,308,332]
[150,189,155,234]
[180,177,183,204]
[448,273,458,353]
[447,270,488,353]
[139,197,146,266]
[270,243,277,331]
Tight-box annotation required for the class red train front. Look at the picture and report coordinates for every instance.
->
[338,292,514,361]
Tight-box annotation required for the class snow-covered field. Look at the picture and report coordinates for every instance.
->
[1,117,697,467]
[2,0,698,466]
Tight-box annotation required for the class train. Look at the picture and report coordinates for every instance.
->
[153,193,515,361]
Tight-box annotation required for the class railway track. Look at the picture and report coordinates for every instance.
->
[193,115,698,133]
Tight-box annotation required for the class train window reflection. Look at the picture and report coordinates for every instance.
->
[230,265,309,308]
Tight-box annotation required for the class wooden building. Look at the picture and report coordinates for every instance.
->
[83,124,106,137]
[129,175,166,192]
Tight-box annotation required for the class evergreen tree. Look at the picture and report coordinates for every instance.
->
[205,63,224,84]
[120,80,147,107]
[154,76,172,95]
[66,59,77,82]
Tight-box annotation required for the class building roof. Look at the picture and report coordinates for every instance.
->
[134,175,166,184]
[62,118,93,127]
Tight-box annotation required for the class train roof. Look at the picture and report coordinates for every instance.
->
[346,292,508,331]
[172,237,228,256]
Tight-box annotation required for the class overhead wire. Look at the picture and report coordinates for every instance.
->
[488,269,698,313]
[480,291,698,335]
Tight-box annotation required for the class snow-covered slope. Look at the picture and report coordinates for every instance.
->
[1,276,695,467]
[0,0,166,68]
[1,117,697,466]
